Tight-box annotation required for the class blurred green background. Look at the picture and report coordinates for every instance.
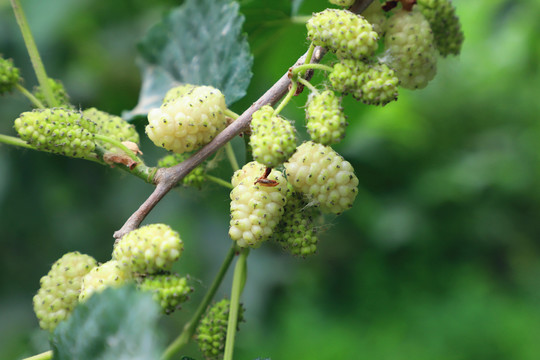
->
[1,0,540,359]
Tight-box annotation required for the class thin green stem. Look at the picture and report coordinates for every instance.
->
[93,145,157,184]
[224,109,240,120]
[206,174,233,189]
[225,142,240,171]
[290,15,311,24]
[10,0,57,107]
[22,350,52,360]
[161,245,238,360]
[15,83,44,108]
[273,80,298,116]
[303,43,316,69]
[291,63,333,77]
[0,134,34,149]
[93,134,139,162]
[298,77,319,95]
[224,248,249,360]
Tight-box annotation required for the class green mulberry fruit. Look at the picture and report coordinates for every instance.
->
[328,0,355,6]
[33,251,97,331]
[196,299,245,360]
[158,153,206,189]
[384,8,438,89]
[273,192,320,257]
[417,0,464,56]
[14,108,97,158]
[358,62,399,105]
[139,273,193,314]
[284,141,358,214]
[146,85,227,154]
[112,224,184,274]
[79,260,130,302]
[250,105,296,168]
[33,78,73,108]
[305,90,347,145]
[0,56,20,94]
[307,9,379,60]
[329,59,368,94]
[229,161,289,248]
[83,107,139,151]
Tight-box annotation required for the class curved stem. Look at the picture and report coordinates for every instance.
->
[273,80,298,116]
[161,245,238,360]
[93,145,157,184]
[10,0,57,107]
[224,248,249,360]
[298,77,320,95]
[205,174,233,189]
[225,143,240,172]
[0,134,34,149]
[93,134,139,162]
[15,83,44,108]
[291,63,333,77]
[22,350,52,360]
[224,109,240,120]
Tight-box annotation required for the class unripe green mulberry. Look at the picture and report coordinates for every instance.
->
[158,153,206,189]
[273,192,320,257]
[284,141,358,214]
[79,260,130,302]
[384,8,438,89]
[229,162,289,248]
[33,78,73,108]
[113,224,184,274]
[329,60,398,105]
[417,0,464,56]
[250,105,296,168]
[196,299,245,360]
[307,9,379,60]
[14,108,97,158]
[33,252,97,331]
[146,85,227,154]
[362,1,387,36]
[83,107,139,151]
[329,59,368,94]
[139,273,193,314]
[0,56,20,94]
[358,62,399,105]
[305,90,347,145]
[328,0,355,6]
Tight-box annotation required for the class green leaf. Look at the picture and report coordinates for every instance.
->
[124,0,253,120]
[51,285,164,360]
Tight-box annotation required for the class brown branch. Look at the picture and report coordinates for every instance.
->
[113,0,375,240]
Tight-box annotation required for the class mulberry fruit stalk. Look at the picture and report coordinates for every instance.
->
[33,252,97,331]
[284,141,359,214]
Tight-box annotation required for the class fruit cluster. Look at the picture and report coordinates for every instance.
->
[33,224,192,330]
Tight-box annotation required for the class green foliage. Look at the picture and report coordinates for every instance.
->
[52,285,164,360]
[126,0,253,119]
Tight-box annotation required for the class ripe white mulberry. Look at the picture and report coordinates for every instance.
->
[284,141,358,214]
[229,161,289,248]
[146,85,227,154]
